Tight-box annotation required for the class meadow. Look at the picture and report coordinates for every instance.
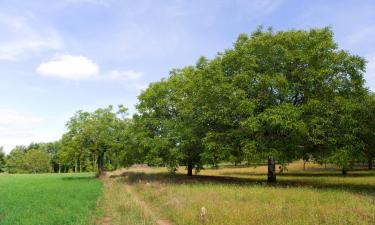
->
[94,162,375,225]
[0,173,102,225]
[1,163,374,225]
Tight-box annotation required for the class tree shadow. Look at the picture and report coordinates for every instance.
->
[219,171,375,177]
[110,171,375,197]
[61,176,95,181]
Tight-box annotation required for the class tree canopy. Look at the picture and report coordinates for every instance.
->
[134,27,368,176]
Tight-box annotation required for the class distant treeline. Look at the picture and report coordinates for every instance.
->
[1,27,374,178]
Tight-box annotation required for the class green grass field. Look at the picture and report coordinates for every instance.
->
[0,173,103,225]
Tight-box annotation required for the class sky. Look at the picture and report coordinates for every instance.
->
[1,0,375,153]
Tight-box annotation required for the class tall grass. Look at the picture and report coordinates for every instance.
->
[103,162,375,225]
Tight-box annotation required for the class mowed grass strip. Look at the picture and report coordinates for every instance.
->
[89,174,156,225]
[111,163,375,225]
[0,173,103,225]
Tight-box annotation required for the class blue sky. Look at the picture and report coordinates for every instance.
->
[1,0,375,153]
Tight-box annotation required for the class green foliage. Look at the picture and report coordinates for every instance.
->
[6,146,27,173]
[6,147,51,174]
[60,105,131,173]
[23,149,52,173]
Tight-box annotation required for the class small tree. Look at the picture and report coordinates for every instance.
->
[6,146,27,173]
[23,149,51,173]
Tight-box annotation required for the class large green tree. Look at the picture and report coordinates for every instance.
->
[136,27,366,180]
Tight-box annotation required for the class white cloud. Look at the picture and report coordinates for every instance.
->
[107,70,143,81]
[37,54,99,80]
[36,55,144,83]
[0,13,62,61]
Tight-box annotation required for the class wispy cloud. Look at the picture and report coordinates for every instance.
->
[107,70,143,81]
[0,109,44,126]
[0,109,55,153]
[63,0,110,6]
[0,13,62,61]
[226,0,284,21]
[347,26,375,46]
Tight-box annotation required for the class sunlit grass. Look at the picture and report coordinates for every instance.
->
[104,162,375,225]
[0,173,103,225]
[89,178,155,225]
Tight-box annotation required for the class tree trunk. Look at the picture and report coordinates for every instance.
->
[342,168,347,175]
[97,152,105,175]
[75,160,78,173]
[368,158,373,170]
[267,156,276,183]
[58,163,61,174]
[303,160,306,171]
[93,156,96,172]
[187,160,193,176]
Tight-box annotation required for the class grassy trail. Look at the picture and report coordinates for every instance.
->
[90,172,172,225]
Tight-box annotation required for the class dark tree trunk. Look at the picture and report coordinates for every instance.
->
[342,168,347,175]
[368,158,373,170]
[97,152,105,175]
[187,160,193,176]
[75,159,78,173]
[267,156,276,183]
[303,160,306,171]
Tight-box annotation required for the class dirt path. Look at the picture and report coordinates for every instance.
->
[102,216,111,225]
[124,185,173,225]
[98,171,172,225]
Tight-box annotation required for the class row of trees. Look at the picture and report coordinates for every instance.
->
[1,144,53,173]
[0,106,131,174]
[1,27,374,182]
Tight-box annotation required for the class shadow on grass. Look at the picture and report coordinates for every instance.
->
[219,171,375,177]
[61,176,95,181]
[110,171,375,197]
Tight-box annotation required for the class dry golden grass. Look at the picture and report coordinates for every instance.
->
[89,177,156,225]
[95,162,375,225]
